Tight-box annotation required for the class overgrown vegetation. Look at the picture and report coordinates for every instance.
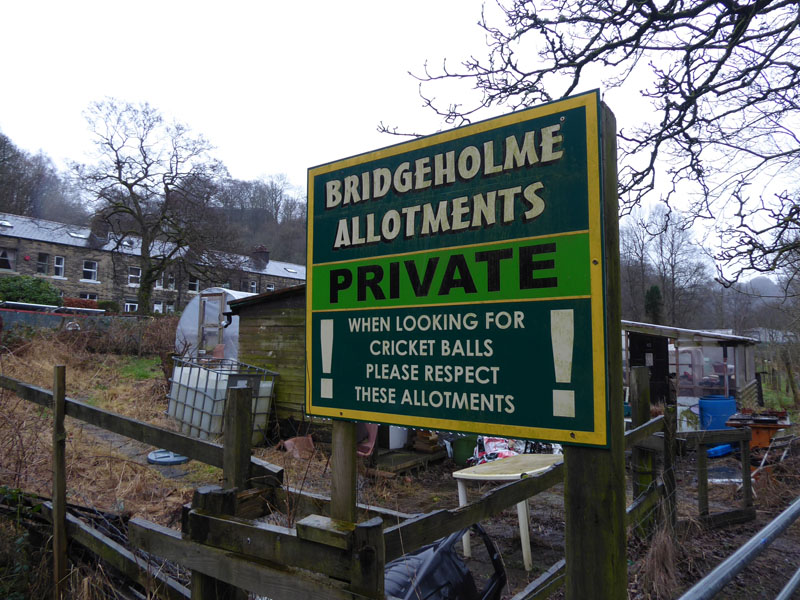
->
[0,487,47,600]
[0,275,62,306]
[0,324,199,597]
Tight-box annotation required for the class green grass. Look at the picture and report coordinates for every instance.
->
[119,357,161,380]
[763,387,795,410]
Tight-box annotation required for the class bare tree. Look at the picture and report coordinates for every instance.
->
[620,210,651,321]
[398,0,800,284]
[647,207,709,326]
[215,175,307,264]
[0,131,87,224]
[75,100,228,313]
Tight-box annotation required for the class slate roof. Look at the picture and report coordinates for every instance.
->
[0,212,305,280]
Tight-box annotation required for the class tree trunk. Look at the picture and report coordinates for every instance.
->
[781,348,800,407]
[136,281,153,315]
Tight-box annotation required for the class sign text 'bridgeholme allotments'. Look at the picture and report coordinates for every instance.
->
[306,90,609,446]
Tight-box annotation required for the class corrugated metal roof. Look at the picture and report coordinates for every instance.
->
[622,320,758,345]
[228,283,306,311]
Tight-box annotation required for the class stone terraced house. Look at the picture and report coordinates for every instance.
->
[0,212,306,313]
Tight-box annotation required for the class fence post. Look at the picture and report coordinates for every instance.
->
[631,366,655,536]
[223,385,253,491]
[663,404,678,531]
[52,365,67,600]
[186,486,245,600]
[740,428,753,509]
[697,440,709,517]
[349,517,385,598]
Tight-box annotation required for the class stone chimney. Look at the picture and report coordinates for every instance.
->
[251,245,270,270]
[88,215,110,249]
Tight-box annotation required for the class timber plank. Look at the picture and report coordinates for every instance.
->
[626,483,664,528]
[39,503,189,600]
[699,507,756,528]
[129,518,365,600]
[187,511,351,577]
[383,462,563,561]
[624,416,664,449]
[296,514,354,549]
[684,429,750,446]
[510,558,566,600]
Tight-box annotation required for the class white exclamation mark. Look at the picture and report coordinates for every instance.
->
[551,309,575,417]
[320,319,334,399]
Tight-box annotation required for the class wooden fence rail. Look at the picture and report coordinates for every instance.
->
[0,374,283,487]
[2,366,746,600]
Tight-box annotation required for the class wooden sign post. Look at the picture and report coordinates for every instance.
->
[330,420,357,523]
[564,104,626,599]
[306,92,626,596]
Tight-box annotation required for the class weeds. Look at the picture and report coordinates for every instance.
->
[0,487,47,600]
[119,356,162,380]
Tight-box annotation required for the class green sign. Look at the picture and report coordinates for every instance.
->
[306,90,609,446]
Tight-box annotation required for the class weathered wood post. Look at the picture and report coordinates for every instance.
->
[697,437,709,517]
[663,404,678,532]
[350,517,385,599]
[740,429,753,510]
[564,104,626,599]
[185,486,244,600]
[183,385,252,599]
[631,366,653,495]
[52,365,67,600]
[223,384,253,490]
[331,420,357,523]
[631,366,656,536]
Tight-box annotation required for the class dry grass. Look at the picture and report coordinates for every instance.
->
[0,330,200,598]
[639,526,678,599]
[0,333,195,525]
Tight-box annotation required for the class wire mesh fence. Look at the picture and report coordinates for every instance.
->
[167,357,278,444]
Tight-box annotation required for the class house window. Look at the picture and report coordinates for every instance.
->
[249,280,258,293]
[165,302,175,314]
[167,273,175,290]
[266,283,275,292]
[188,276,200,292]
[82,260,98,281]
[54,256,65,277]
[79,293,98,301]
[124,300,139,313]
[153,300,163,314]
[0,248,16,270]
[128,266,141,286]
[155,274,163,289]
[36,253,49,274]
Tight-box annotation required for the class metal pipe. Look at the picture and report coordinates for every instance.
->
[679,495,800,600]
[776,565,800,600]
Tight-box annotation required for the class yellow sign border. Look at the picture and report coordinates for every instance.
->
[306,91,607,446]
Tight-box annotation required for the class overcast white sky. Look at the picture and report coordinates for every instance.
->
[0,1,503,194]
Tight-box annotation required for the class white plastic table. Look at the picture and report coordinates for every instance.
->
[453,453,563,571]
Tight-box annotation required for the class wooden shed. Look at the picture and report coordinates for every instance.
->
[622,320,759,405]
[228,284,306,430]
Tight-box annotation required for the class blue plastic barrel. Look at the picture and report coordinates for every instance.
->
[699,396,736,430]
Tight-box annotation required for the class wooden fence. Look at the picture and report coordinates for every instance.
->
[0,366,754,600]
